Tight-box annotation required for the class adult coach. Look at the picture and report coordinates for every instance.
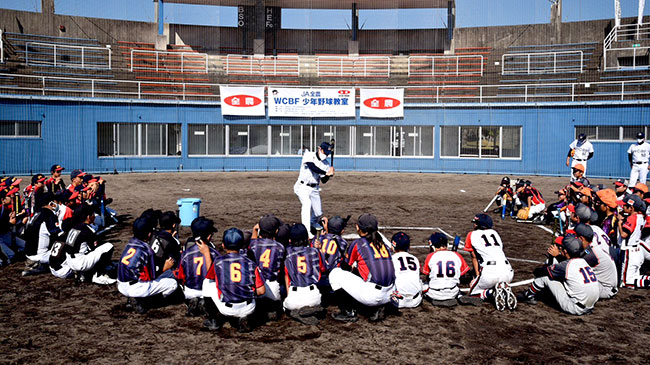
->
[566,133,594,176]
[627,132,650,188]
[294,142,334,238]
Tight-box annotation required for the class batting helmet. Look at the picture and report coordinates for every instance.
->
[428,232,448,249]
[472,213,493,230]
[391,232,410,251]
[501,176,510,186]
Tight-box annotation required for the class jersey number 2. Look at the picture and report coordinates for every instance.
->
[121,248,136,265]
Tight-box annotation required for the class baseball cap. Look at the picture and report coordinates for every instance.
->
[391,232,410,251]
[50,164,64,173]
[0,189,11,200]
[275,223,291,245]
[327,215,349,235]
[259,214,281,234]
[637,132,645,139]
[429,232,449,248]
[223,227,244,250]
[133,217,154,240]
[562,235,583,258]
[70,169,86,179]
[578,133,587,141]
[574,223,594,242]
[579,187,593,198]
[289,223,309,245]
[574,203,593,221]
[613,178,626,187]
[554,235,564,246]
[5,177,22,186]
[357,213,378,233]
[31,173,46,185]
[472,213,493,230]
[500,176,510,186]
[572,164,585,173]
[319,142,333,156]
[191,216,218,240]
[82,174,98,184]
[160,211,181,230]
[633,183,649,194]
[55,189,78,204]
[74,204,95,220]
[624,194,646,212]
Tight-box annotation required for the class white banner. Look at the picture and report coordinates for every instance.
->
[219,86,265,116]
[267,88,355,117]
[360,88,404,118]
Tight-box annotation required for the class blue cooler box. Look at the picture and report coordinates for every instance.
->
[177,198,202,226]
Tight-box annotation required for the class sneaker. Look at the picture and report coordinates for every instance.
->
[368,306,385,322]
[21,260,48,276]
[331,309,358,323]
[203,318,222,331]
[494,283,507,311]
[92,272,117,285]
[237,316,251,333]
[516,291,538,305]
[504,284,517,310]
[134,298,148,314]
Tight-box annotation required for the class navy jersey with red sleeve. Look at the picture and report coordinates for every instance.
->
[176,239,220,291]
[313,233,349,272]
[347,238,395,287]
[117,237,156,283]
[248,238,285,282]
[206,253,264,303]
[284,246,325,287]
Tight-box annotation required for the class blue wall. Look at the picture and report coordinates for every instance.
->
[0,96,646,178]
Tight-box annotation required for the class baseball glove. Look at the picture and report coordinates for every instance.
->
[517,207,530,220]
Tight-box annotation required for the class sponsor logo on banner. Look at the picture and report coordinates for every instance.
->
[220,86,265,116]
[268,88,355,117]
[360,89,404,118]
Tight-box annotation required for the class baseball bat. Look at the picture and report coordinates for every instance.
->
[483,194,499,212]
[501,203,507,220]
[330,139,335,167]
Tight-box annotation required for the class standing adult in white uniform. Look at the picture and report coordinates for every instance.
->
[294,142,334,238]
[566,133,594,176]
[627,132,650,188]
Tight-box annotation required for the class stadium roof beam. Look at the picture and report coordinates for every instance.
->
[156,0,454,9]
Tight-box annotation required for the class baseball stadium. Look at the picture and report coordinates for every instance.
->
[1,0,650,363]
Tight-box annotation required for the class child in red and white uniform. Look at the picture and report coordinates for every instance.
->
[422,232,470,303]
[617,195,647,288]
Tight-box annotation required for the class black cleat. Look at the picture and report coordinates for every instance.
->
[331,309,358,323]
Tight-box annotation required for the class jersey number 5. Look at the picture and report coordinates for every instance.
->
[297,256,307,274]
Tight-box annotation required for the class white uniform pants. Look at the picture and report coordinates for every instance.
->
[395,291,422,308]
[533,276,593,315]
[283,285,322,311]
[529,203,546,217]
[329,268,395,307]
[202,278,256,318]
[469,262,514,296]
[294,182,322,237]
[425,286,460,302]
[261,280,281,301]
[621,246,645,287]
[117,277,178,298]
[182,286,203,299]
[68,243,113,272]
[629,162,649,187]
[50,263,73,279]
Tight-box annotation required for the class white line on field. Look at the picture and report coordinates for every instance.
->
[379,226,439,231]
[536,225,555,234]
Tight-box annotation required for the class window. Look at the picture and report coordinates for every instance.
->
[271,125,309,155]
[0,121,41,138]
[441,126,521,159]
[188,124,225,155]
[97,122,181,157]
[228,124,268,155]
[575,126,648,142]
[313,126,351,156]
[354,126,434,157]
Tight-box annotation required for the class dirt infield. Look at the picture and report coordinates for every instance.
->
[1,171,649,364]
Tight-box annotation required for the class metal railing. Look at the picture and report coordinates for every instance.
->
[603,22,650,71]
[224,55,300,76]
[502,51,584,75]
[604,22,650,49]
[408,55,484,76]
[25,42,112,69]
[0,73,649,104]
[130,50,208,73]
[316,56,390,77]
